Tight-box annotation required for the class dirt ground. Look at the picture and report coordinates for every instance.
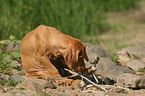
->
[97,0,145,52]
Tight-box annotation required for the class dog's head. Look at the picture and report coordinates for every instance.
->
[64,39,89,73]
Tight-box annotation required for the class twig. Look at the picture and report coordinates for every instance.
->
[86,84,94,88]
[92,73,99,83]
[64,68,107,92]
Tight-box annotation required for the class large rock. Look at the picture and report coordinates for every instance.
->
[85,43,110,63]
[117,73,145,88]
[126,60,145,71]
[95,57,145,88]
[117,45,145,67]
[96,57,133,80]
[117,51,133,66]
[16,79,43,93]
[121,46,145,58]
[15,76,56,94]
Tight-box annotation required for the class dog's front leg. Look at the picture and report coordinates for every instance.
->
[35,48,62,79]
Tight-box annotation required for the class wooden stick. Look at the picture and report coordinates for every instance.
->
[92,73,99,83]
[64,68,107,92]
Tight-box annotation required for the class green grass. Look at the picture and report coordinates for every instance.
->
[0,36,21,75]
[0,0,139,42]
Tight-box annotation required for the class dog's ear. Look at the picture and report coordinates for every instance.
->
[64,47,79,69]
[84,46,89,61]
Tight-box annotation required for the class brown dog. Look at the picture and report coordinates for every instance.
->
[20,25,96,80]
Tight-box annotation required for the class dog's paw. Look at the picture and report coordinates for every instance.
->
[56,78,73,86]
[56,78,85,88]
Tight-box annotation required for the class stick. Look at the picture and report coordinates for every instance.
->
[64,68,107,92]
[92,73,99,83]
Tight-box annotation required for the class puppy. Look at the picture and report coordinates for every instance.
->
[20,25,96,80]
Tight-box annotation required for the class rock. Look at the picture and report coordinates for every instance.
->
[117,73,145,88]
[85,62,95,68]
[10,74,25,83]
[12,69,19,75]
[94,57,145,88]
[22,77,56,89]
[85,43,110,63]
[117,45,145,66]
[7,42,15,52]
[15,76,56,94]
[16,78,43,93]
[117,51,133,66]
[96,57,132,81]
[126,60,145,71]
[121,46,145,58]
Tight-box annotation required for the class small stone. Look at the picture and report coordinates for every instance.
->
[12,69,19,75]
[7,42,14,52]
[10,74,25,83]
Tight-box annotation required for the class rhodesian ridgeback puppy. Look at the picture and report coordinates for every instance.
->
[20,25,96,81]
